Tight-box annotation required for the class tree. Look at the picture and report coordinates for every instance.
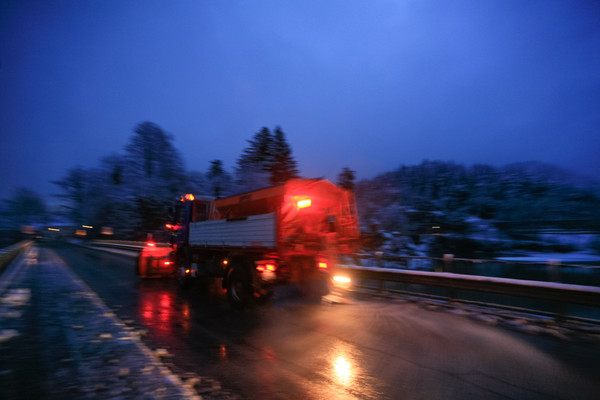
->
[337,167,356,191]
[54,122,188,238]
[207,160,234,199]
[124,121,186,198]
[270,126,299,185]
[1,188,47,230]
[236,127,273,191]
[236,126,300,190]
[123,122,187,235]
[53,167,89,225]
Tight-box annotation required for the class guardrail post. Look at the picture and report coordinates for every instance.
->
[548,259,565,321]
[443,254,454,273]
[548,259,561,282]
[375,251,383,268]
[443,254,455,301]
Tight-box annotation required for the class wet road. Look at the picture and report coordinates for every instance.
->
[49,242,600,399]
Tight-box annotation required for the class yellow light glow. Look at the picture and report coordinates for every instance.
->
[333,356,352,386]
[82,225,93,229]
[297,199,311,208]
[185,193,195,201]
[333,276,351,284]
[318,262,328,270]
[48,228,60,232]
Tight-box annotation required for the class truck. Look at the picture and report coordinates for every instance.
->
[137,178,360,307]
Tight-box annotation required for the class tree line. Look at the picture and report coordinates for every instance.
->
[3,123,598,256]
[0,122,355,240]
[355,160,600,257]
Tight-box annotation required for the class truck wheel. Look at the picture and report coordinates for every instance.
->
[227,268,251,309]
[175,266,194,288]
[175,247,193,287]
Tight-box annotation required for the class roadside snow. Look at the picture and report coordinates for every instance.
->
[497,252,600,263]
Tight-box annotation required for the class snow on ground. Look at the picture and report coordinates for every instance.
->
[497,252,600,263]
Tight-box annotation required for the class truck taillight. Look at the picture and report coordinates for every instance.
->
[318,262,328,270]
[146,241,156,247]
[256,263,276,272]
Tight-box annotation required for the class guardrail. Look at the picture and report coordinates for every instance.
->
[0,241,33,275]
[89,240,170,250]
[85,241,600,317]
[338,264,600,308]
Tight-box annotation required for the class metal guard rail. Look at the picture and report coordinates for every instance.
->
[87,241,600,307]
[338,264,600,307]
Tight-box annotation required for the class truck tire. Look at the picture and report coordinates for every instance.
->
[227,267,251,309]
[175,246,193,288]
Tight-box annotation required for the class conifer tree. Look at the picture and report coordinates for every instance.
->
[337,167,356,191]
[236,126,300,190]
[270,126,299,185]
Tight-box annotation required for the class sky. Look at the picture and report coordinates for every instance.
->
[1,0,599,201]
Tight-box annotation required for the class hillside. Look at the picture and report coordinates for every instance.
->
[354,161,600,258]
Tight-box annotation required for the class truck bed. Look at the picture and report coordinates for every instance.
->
[188,212,277,248]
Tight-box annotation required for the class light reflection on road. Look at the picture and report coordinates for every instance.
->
[328,342,357,387]
[333,355,353,386]
[138,284,191,336]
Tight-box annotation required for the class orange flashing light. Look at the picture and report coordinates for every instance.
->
[185,194,195,201]
[297,199,311,209]
[222,259,229,266]
[266,264,276,271]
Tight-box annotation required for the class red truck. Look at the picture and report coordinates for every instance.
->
[137,179,360,307]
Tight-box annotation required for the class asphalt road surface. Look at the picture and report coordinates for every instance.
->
[16,242,600,399]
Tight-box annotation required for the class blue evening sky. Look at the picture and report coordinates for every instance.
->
[1,0,599,200]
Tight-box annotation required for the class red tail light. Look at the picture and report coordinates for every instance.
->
[256,262,277,272]
[146,241,156,247]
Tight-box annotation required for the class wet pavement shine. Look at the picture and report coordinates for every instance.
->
[0,246,199,399]
[2,243,600,399]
